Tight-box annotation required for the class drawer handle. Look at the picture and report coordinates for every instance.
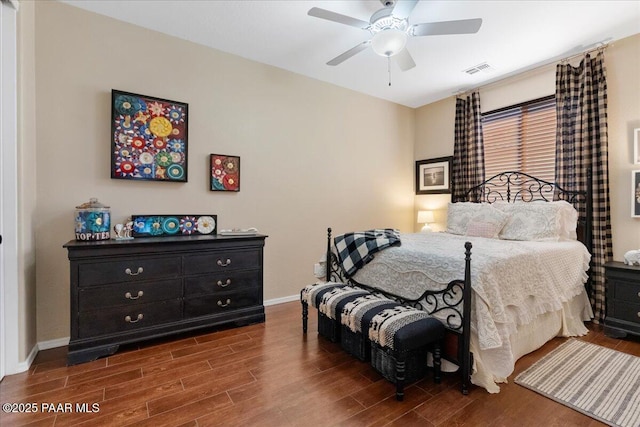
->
[125,267,144,276]
[124,314,144,323]
[217,259,232,267]
[216,279,232,288]
[217,299,232,307]
[125,291,144,300]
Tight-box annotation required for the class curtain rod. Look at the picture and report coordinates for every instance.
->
[454,42,609,97]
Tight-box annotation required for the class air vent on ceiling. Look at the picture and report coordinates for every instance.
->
[463,62,493,75]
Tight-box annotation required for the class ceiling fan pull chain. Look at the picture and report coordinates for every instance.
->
[388,56,392,86]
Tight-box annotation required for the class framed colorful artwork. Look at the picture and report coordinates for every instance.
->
[131,214,217,237]
[415,156,452,194]
[210,154,240,192]
[111,90,188,182]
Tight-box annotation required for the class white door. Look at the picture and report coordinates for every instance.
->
[1,0,19,381]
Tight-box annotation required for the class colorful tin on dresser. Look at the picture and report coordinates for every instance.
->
[75,198,111,241]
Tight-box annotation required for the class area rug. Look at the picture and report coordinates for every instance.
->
[515,339,640,427]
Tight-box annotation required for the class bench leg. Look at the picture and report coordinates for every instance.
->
[301,299,308,334]
[433,343,442,384]
[395,354,406,401]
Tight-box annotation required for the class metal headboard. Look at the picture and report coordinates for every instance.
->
[463,170,593,256]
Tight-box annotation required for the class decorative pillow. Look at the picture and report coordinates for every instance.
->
[466,221,503,238]
[554,201,579,240]
[446,202,507,237]
[446,202,480,235]
[494,200,578,241]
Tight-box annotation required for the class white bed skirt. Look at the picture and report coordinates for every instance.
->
[435,289,593,393]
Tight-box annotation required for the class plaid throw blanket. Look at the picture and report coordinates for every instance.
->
[334,229,401,277]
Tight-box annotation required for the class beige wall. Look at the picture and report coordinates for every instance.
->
[16,0,37,362]
[414,33,640,262]
[25,1,415,343]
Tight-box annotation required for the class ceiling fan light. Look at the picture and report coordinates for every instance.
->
[371,29,408,57]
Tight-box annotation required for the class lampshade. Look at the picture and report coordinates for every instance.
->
[371,29,408,57]
[417,210,435,224]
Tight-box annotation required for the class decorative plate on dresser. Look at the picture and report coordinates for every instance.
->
[604,261,640,339]
[64,234,267,365]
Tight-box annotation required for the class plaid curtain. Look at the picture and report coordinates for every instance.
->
[555,52,612,322]
[452,92,485,202]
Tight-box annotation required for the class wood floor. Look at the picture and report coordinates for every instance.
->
[1,302,639,427]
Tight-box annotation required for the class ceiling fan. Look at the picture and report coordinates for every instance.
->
[308,0,482,72]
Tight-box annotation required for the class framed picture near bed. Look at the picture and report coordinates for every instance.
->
[415,156,452,194]
[633,170,640,217]
[634,128,640,164]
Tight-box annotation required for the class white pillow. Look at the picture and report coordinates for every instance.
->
[494,200,578,241]
[446,202,508,237]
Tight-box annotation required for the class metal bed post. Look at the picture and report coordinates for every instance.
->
[326,227,332,283]
[460,241,473,395]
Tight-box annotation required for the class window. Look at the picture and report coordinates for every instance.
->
[482,96,556,184]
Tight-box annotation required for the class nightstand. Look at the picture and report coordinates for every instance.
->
[604,261,640,339]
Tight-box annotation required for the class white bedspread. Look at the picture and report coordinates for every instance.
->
[351,232,593,391]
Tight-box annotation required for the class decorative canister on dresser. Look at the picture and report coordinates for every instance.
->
[63,233,267,365]
[74,198,111,241]
[604,261,640,339]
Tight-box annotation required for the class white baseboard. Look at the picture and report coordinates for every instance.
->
[9,343,38,374]
[38,336,70,350]
[10,337,71,374]
[264,294,299,306]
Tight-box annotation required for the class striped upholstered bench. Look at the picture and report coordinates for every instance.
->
[369,305,446,401]
[300,281,346,335]
[317,285,370,342]
[340,294,399,361]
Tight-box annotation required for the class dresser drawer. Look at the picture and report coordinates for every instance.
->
[608,300,640,324]
[184,270,260,297]
[78,256,181,287]
[78,278,182,311]
[183,249,260,275]
[611,280,640,303]
[184,288,261,318]
[78,299,182,338]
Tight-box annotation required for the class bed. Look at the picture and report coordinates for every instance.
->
[322,171,594,394]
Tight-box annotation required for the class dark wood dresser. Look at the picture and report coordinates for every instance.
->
[604,261,640,339]
[64,234,267,365]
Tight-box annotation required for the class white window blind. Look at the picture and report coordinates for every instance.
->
[482,96,556,184]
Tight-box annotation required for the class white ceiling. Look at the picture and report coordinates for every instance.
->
[60,0,640,108]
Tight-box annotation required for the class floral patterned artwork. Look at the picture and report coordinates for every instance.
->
[111,90,188,182]
[131,215,217,237]
[210,154,240,192]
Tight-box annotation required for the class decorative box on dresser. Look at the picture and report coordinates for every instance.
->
[604,261,640,339]
[64,234,267,365]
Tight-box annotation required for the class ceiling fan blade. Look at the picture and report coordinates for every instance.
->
[412,18,482,36]
[395,48,416,71]
[327,41,371,66]
[308,7,370,29]
[392,0,420,20]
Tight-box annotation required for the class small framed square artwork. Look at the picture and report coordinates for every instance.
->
[210,154,240,192]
